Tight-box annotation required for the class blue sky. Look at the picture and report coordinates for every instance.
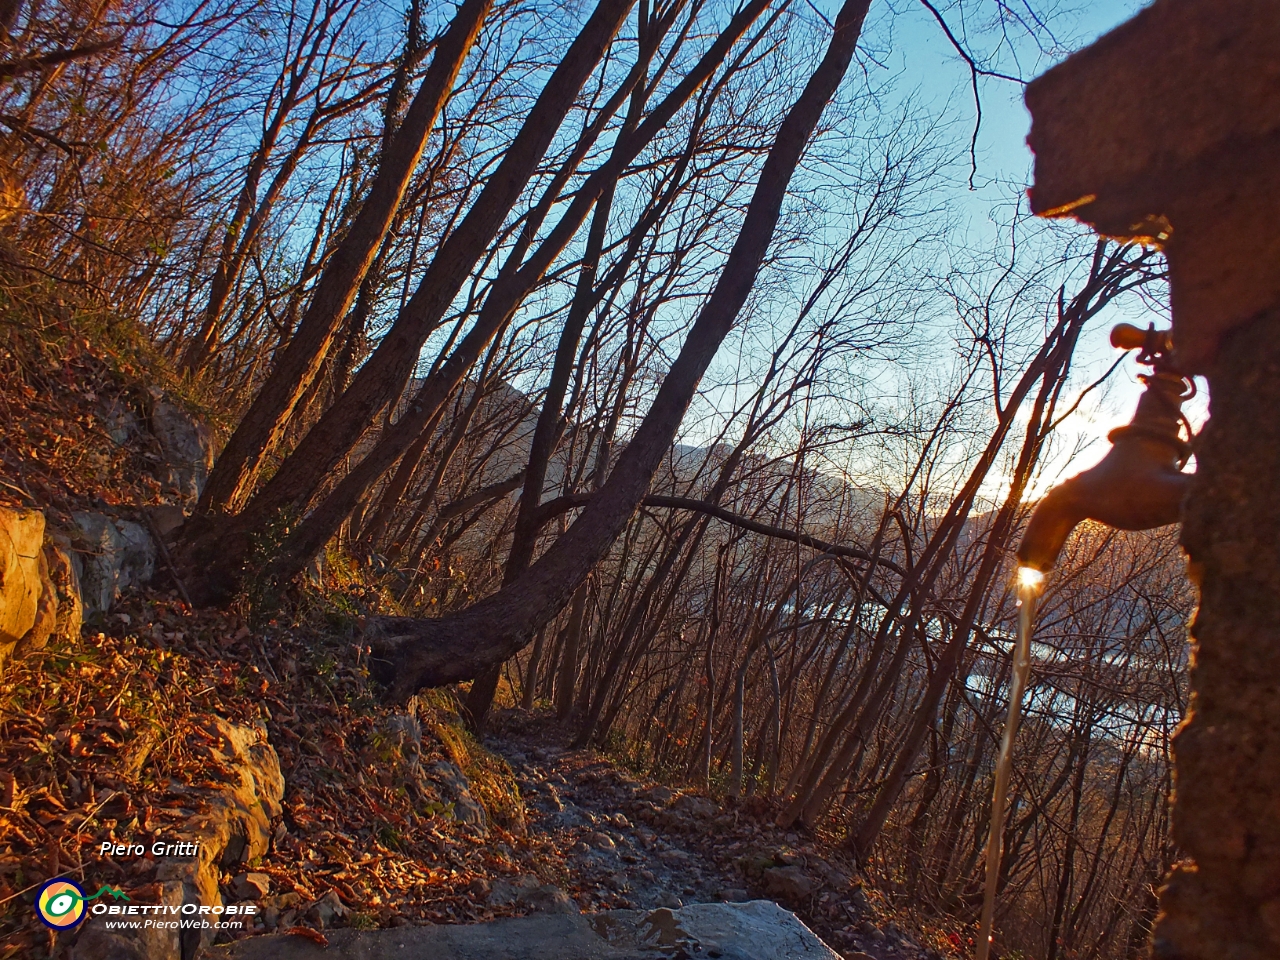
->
[877,0,1199,491]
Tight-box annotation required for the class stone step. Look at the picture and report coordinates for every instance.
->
[211,900,841,960]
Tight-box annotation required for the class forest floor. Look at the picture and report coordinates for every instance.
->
[0,590,961,960]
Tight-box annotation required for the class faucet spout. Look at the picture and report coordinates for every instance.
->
[1016,358,1193,574]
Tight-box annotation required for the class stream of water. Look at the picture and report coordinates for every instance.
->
[976,567,1043,960]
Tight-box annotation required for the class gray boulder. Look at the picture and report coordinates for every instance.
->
[71,512,155,617]
[210,899,839,960]
[150,400,213,503]
[762,866,815,902]
[430,760,489,831]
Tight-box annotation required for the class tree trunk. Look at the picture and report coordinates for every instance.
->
[555,584,589,718]
[252,0,774,595]
[190,0,492,515]
[366,0,875,699]
[178,0,636,604]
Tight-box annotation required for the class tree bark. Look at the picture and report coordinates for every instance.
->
[253,0,775,595]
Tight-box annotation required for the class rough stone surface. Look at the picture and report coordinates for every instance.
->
[45,533,83,642]
[304,888,349,929]
[233,872,272,900]
[71,718,284,960]
[0,507,44,665]
[150,399,214,503]
[68,880,184,960]
[1150,313,1280,959]
[1023,2,1280,955]
[212,900,839,960]
[1024,0,1280,373]
[431,759,489,831]
[14,544,56,657]
[762,865,815,902]
[1025,0,1280,226]
[490,877,580,916]
[71,512,155,617]
[158,716,283,956]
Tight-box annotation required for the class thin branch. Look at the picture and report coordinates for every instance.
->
[918,0,1021,188]
[535,491,907,576]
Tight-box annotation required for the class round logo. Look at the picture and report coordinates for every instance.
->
[36,878,88,929]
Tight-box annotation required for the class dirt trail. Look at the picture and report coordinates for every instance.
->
[489,713,944,960]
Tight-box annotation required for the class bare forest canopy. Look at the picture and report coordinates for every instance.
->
[0,0,1188,955]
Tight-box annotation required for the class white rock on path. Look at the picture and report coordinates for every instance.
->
[210,900,841,960]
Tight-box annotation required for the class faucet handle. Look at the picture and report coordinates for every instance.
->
[1111,322,1174,366]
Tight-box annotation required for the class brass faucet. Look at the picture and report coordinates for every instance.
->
[1015,323,1193,573]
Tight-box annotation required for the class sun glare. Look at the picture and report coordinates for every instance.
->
[1016,566,1046,592]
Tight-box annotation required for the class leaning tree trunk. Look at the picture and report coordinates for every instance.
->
[1152,311,1280,959]
[190,0,492,516]
[366,0,874,700]
[177,0,637,604]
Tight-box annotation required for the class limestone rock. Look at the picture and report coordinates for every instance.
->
[0,508,44,664]
[630,901,837,959]
[150,400,213,503]
[489,877,578,915]
[233,872,272,900]
[68,879,184,960]
[519,884,579,916]
[100,395,145,446]
[158,718,284,956]
[644,785,676,806]
[430,760,488,831]
[71,512,155,617]
[15,545,56,657]
[588,831,617,851]
[45,534,83,642]
[305,889,348,928]
[672,794,718,819]
[210,899,839,960]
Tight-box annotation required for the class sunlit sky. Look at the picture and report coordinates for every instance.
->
[667,0,1191,504]
[868,0,1201,498]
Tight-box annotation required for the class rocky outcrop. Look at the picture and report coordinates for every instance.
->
[0,509,92,670]
[14,545,56,655]
[160,717,284,958]
[45,533,84,641]
[150,400,213,504]
[70,718,285,960]
[0,507,45,668]
[100,392,214,506]
[71,511,156,619]
[2,392,211,649]
[2,500,165,669]
[430,759,489,831]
